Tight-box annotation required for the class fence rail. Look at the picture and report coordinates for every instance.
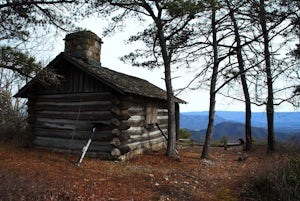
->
[178,138,244,149]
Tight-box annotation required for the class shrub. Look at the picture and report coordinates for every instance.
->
[241,156,300,201]
[178,128,192,139]
[215,135,228,146]
[0,114,31,147]
[0,89,32,146]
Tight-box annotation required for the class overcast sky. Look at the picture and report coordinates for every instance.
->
[38,17,297,113]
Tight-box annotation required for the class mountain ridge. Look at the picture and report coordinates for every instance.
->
[180,111,300,142]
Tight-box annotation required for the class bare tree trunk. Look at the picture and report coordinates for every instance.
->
[166,76,177,157]
[153,11,177,157]
[201,3,218,159]
[259,0,275,152]
[226,0,252,151]
[106,1,185,158]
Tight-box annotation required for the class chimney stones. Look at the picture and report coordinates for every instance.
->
[64,31,103,64]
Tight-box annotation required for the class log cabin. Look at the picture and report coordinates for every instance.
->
[15,31,186,161]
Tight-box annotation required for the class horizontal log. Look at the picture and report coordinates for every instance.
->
[111,148,121,158]
[124,119,145,127]
[155,124,168,130]
[32,105,112,112]
[119,133,130,142]
[35,122,126,134]
[36,110,112,116]
[111,137,121,147]
[119,141,166,161]
[35,119,111,131]
[36,92,116,102]
[111,118,120,126]
[115,114,131,121]
[123,125,167,135]
[157,109,168,117]
[119,136,166,154]
[124,126,145,135]
[41,122,77,130]
[35,100,112,106]
[36,117,113,127]
[31,101,113,112]
[111,107,121,115]
[157,115,168,120]
[112,128,121,136]
[127,107,145,116]
[111,107,130,120]
[157,119,168,125]
[116,123,130,131]
[133,130,167,142]
[123,115,168,127]
[128,115,145,121]
[35,122,114,132]
[128,105,168,116]
[128,126,161,136]
[127,130,164,144]
[36,111,112,121]
[157,108,168,113]
[34,136,113,152]
[35,111,113,121]
[35,128,114,141]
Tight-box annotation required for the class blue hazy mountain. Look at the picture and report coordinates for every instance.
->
[188,121,292,143]
[180,112,226,131]
[180,111,300,142]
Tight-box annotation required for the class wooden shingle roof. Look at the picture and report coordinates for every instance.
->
[15,53,186,103]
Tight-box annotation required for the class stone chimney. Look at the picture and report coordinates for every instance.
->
[64,31,103,64]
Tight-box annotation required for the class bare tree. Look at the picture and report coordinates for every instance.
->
[90,0,203,157]
[225,0,252,151]
[257,0,275,152]
[201,1,219,159]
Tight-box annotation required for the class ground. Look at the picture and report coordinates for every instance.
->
[0,142,291,201]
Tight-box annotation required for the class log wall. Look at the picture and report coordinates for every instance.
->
[28,92,128,160]
[111,101,168,161]
[28,92,168,161]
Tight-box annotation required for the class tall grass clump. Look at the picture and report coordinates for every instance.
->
[241,156,300,201]
[0,89,31,146]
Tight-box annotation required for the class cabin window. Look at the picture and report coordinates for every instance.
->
[145,104,157,126]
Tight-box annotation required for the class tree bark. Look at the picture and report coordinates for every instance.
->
[259,0,275,152]
[201,3,218,159]
[143,2,177,157]
[226,0,252,151]
[163,57,176,157]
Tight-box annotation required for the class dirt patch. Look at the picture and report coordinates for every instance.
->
[0,143,291,201]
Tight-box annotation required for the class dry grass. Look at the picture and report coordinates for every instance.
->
[0,142,298,201]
